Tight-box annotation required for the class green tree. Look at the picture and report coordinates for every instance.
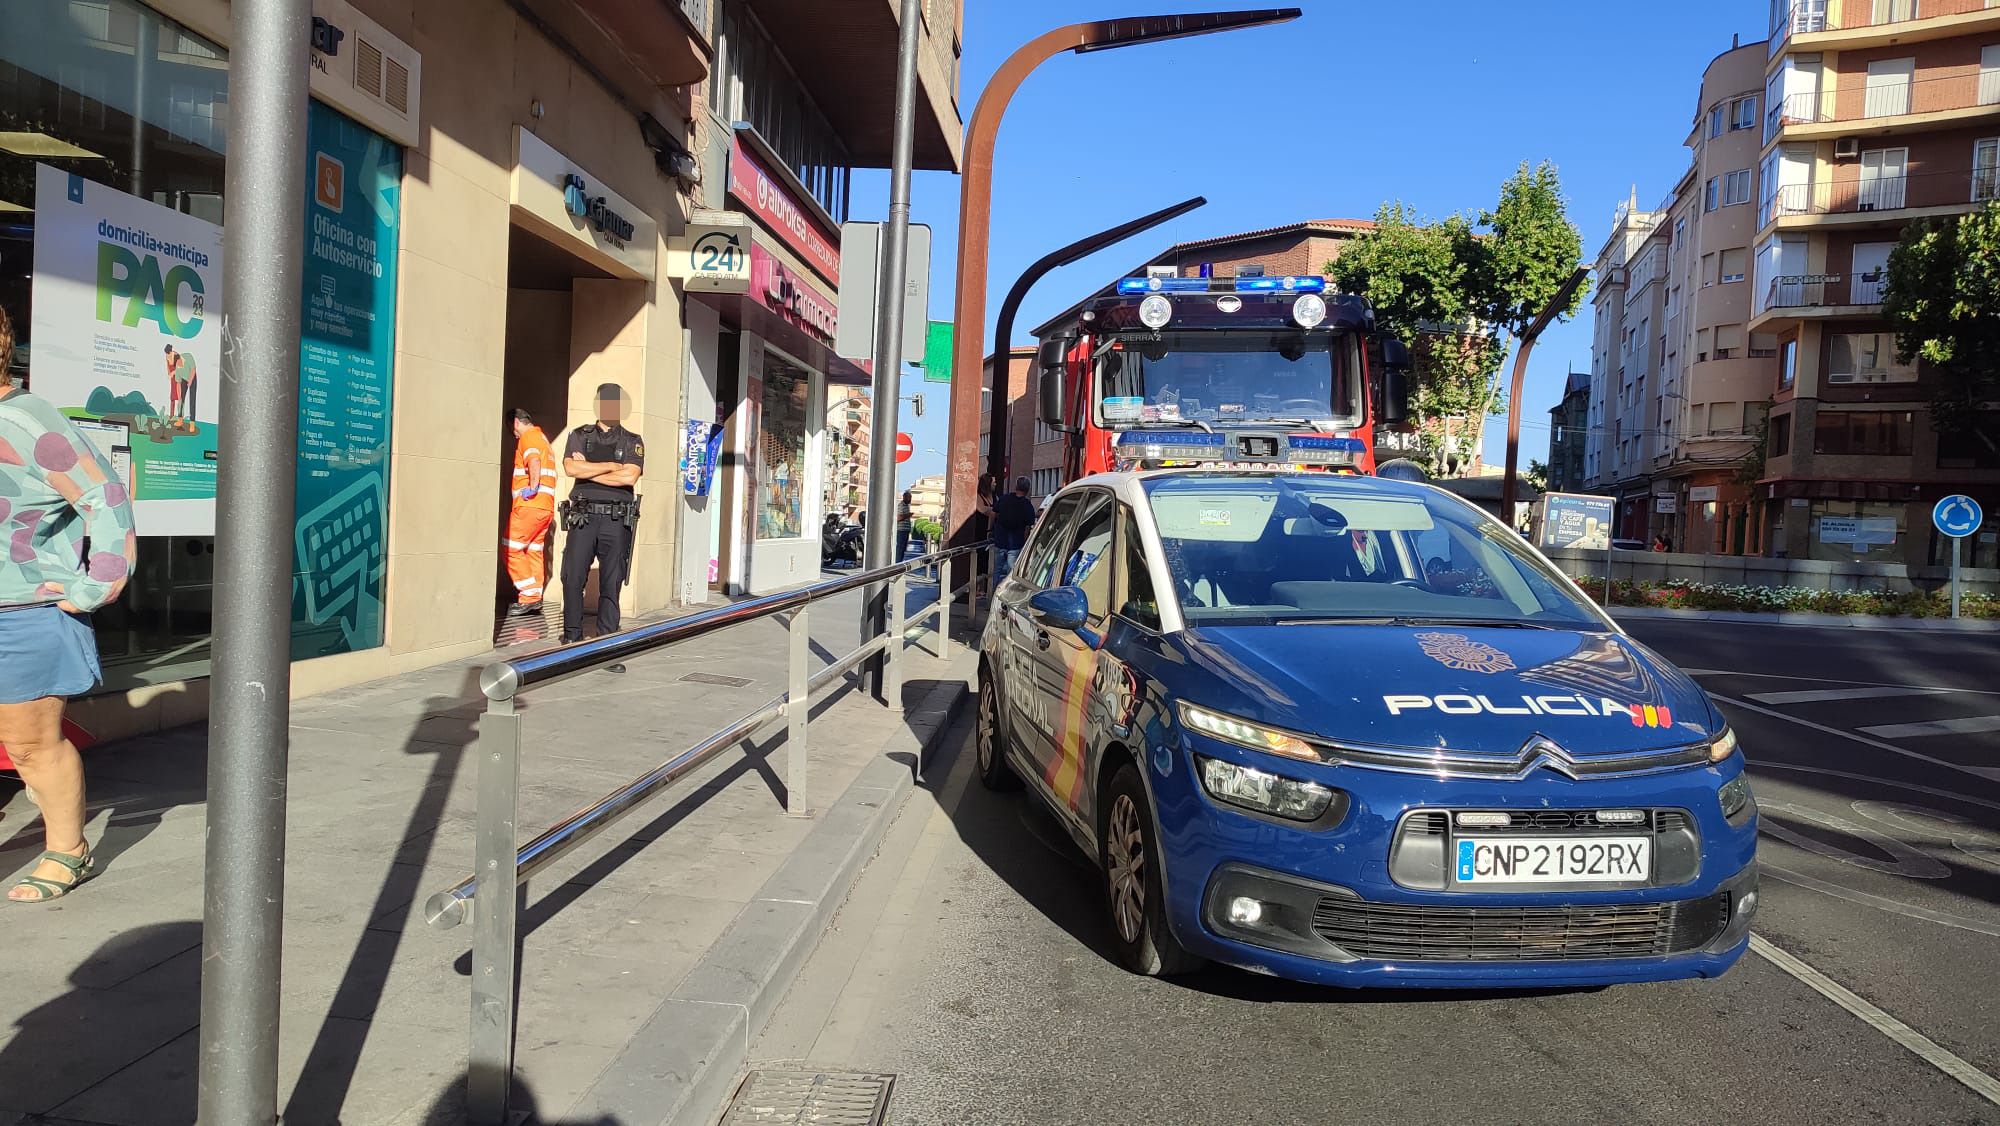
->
[1331,162,1586,475]
[1523,458,1550,494]
[1882,201,2000,457]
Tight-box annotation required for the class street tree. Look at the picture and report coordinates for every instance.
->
[1881,201,2000,457]
[1331,162,1586,475]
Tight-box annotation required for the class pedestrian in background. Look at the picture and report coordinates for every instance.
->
[895,489,914,561]
[504,408,556,617]
[0,305,137,902]
[991,475,1035,581]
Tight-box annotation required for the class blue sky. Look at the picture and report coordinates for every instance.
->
[853,0,1771,491]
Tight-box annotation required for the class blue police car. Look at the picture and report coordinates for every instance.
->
[975,470,1758,987]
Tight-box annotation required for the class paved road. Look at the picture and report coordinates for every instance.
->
[750,619,2000,1125]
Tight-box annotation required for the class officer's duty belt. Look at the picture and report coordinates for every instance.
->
[578,500,635,517]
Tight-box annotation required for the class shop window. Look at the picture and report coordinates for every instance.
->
[756,357,811,540]
[1814,410,1913,456]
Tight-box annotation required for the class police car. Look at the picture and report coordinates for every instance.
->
[975,469,1758,988]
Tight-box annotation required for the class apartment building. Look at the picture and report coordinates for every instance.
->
[1583,197,1668,534]
[1751,0,2000,565]
[823,389,872,519]
[1546,369,1591,494]
[1657,39,1777,554]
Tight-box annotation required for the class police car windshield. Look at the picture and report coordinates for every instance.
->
[1142,475,1606,629]
[1098,332,1361,429]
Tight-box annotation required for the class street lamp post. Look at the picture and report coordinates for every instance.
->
[943,10,1301,572]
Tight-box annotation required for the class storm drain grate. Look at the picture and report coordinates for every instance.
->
[720,1069,895,1125]
[682,671,754,688]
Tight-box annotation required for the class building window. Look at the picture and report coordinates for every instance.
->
[1828,333,1917,383]
[1779,338,1798,388]
[1673,216,1687,248]
[1720,248,1747,284]
[1709,105,1726,138]
[1723,170,1753,207]
[715,1,853,220]
[1814,410,1914,456]
[1704,177,1720,211]
[1975,138,1999,203]
[1771,412,1792,457]
[1701,252,1717,286]
[1937,413,2000,469]
[1732,95,1757,130]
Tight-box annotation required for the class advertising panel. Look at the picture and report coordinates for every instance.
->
[289,101,400,657]
[30,163,224,536]
[1539,492,1615,551]
[729,137,840,284]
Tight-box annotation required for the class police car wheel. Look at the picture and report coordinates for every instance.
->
[974,676,1019,791]
[1100,765,1201,977]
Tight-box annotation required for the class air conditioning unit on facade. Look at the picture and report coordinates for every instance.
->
[352,31,413,118]
[1834,137,1860,158]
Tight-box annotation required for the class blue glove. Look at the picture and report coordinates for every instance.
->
[518,487,538,502]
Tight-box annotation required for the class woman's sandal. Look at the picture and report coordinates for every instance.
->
[9,845,95,902]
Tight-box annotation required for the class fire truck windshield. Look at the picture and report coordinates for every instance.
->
[1096,331,1361,430]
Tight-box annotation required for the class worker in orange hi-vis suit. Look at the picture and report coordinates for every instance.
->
[505,408,558,617]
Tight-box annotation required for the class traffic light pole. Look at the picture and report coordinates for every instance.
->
[200,0,311,1120]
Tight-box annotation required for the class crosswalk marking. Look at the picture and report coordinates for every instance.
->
[1857,715,2000,740]
[1747,686,1948,705]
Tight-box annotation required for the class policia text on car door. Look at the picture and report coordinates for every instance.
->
[559,383,645,644]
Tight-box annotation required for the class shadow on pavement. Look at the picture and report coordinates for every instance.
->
[283,670,483,1125]
[415,1071,622,1125]
[0,921,202,1121]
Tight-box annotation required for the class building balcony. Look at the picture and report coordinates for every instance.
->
[1759,166,1999,232]
[1772,0,2000,55]
[560,0,714,86]
[741,0,963,170]
[1750,273,1892,327]
[1767,71,2000,144]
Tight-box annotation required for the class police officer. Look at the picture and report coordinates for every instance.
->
[560,383,645,646]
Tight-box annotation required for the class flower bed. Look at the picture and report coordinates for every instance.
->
[1565,577,1999,621]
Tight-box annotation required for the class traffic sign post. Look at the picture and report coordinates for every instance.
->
[1932,494,1984,619]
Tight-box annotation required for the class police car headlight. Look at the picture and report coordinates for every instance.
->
[1707,728,1739,763]
[1197,756,1333,822]
[1291,293,1327,329]
[1138,294,1173,329]
[1179,703,1323,762]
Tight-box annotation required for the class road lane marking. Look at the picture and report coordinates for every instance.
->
[1747,686,1949,705]
[1687,670,2000,696]
[1751,934,2000,1108]
[1763,863,2000,939]
[1711,694,2000,783]
[1859,715,2000,740]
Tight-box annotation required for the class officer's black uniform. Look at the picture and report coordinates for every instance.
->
[559,421,645,642]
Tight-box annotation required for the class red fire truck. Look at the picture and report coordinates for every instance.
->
[1032,275,1411,481]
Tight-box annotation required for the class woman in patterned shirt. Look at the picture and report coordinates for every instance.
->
[0,305,138,901]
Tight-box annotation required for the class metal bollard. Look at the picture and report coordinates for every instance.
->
[468,699,523,1125]
[786,605,811,816]
[934,556,950,657]
[886,573,905,707]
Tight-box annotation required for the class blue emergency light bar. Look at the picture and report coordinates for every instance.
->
[1286,435,1368,454]
[1115,275,1327,296]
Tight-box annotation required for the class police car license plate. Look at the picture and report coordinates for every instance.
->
[1454,837,1651,884]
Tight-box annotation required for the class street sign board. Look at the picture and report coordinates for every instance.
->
[672,214,752,293]
[895,432,914,464]
[1933,494,1983,538]
[833,221,930,364]
[922,320,953,384]
[1538,492,1615,551]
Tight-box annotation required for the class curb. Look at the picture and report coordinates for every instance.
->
[570,649,975,1126]
[1610,606,2000,633]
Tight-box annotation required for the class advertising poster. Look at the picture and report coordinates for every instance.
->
[288,101,400,658]
[681,419,722,496]
[1539,492,1615,551]
[29,163,224,536]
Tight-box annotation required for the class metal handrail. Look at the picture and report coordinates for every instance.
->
[431,539,988,1125]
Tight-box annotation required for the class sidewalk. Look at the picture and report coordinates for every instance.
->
[0,575,974,1126]
[1608,605,2000,632]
